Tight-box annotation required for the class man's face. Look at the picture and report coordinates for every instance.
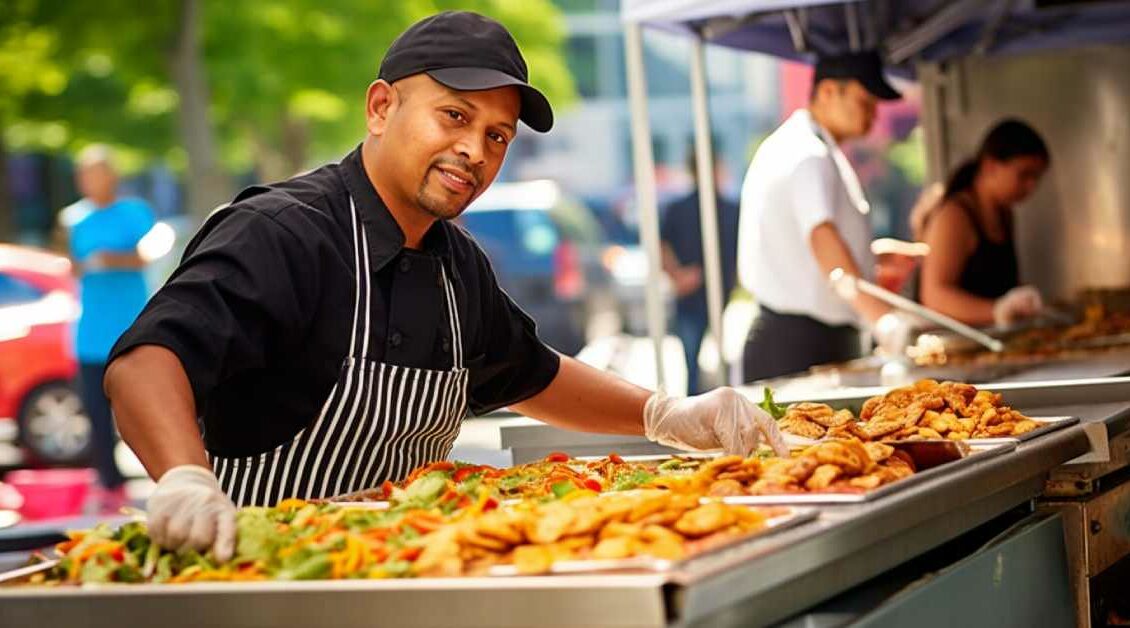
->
[368,74,520,220]
[824,80,878,139]
[76,163,118,206]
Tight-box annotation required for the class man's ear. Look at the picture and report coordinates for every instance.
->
[366,80,395,137]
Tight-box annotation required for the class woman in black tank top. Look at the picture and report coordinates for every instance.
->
[918,119,1050,327]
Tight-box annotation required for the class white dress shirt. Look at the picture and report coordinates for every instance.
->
[737,109,874,327]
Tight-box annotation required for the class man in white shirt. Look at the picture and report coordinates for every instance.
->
[739,51,901,382]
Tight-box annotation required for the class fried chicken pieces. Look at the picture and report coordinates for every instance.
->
[413,435,925,576]
[847,380,1040,440]
[727,439,914,495]
[413,490,772,576]
[649,439,915,499]
[779,403,855,439]
[778,380,1041,442]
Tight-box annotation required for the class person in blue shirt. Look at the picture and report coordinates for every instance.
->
[660,152,740,394]
[59,145,155,512]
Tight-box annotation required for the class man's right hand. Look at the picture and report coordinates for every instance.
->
[147,465,237,561]
[643,388,789,457]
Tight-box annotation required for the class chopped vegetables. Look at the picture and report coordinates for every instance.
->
[32,489,780,584]
[28,441,912,586]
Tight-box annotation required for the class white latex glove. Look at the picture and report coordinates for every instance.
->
[147,465,237,561]
[993,285,1044,327]
[644,388,789,457]
[872,312,916,357]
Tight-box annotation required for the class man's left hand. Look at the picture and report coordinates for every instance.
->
[644,388,789,457]
[671,265,703,297]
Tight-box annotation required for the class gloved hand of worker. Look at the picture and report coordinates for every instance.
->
[643,388,789,457]
[147,465,237,562]
[993,285,1044,327]
[872,312,918,357]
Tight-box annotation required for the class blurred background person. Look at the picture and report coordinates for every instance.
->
[917,119,1050,327]
[739,51,901,383]
[660,151,739,394]
[58,145,155,513]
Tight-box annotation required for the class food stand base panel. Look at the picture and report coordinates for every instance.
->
[738,512,1075,628]
[1038,429,1130,628]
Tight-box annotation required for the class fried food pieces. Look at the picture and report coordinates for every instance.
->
[779,403,854,439]
[682,439,915,496]
[847,380,1040,440]
[417,490,771,576]
[776,380,1043,442]
[915,303,1130,367]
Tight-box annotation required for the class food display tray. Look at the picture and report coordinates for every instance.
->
[986,415,1079,443]
[485,505,818,576]
[716,439,1018,505]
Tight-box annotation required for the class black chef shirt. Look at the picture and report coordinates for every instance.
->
[109,146,561,458]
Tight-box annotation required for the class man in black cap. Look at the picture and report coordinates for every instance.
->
[104,11,787,559]
[737,50,902,382]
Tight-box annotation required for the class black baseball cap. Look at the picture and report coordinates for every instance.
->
[378,11,554,133]
[814,50,901,101]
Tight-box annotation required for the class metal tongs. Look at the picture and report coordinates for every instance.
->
[829,268,1004,353]
[0,559,58,584]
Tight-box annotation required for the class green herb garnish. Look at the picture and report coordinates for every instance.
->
[759,387,788,420]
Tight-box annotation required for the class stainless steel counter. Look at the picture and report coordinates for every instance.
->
[795,349,1130,390]
[0,413,1098,627]
[501,378,1130,463]
[665,424,1091,626]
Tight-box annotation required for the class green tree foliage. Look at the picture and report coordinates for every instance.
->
[1,0,575,217]
[207,0,576,177]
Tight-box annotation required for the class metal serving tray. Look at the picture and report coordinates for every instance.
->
[0,505,818,587]
[750,416,1076,505]
[581,442,1016,505]
[991,414,1079,442]
[486,505,818,577]
[338,422,1050,511]
[716,439,1018,505]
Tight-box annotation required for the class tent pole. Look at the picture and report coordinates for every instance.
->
[623,22,668,391]
[688,34,727,391]
[845,2,862,51]
[784,10,808,52]
[887,0,985,63]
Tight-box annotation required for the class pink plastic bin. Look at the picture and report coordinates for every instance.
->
[4,468,95,520]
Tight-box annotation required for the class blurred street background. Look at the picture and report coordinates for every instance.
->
[0,0,925,520]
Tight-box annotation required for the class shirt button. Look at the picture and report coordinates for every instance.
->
[399,257,411,273]
[441,339,451,353]
[390,331,403,347]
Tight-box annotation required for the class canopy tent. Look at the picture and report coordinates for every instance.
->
[619,0,1130,389]
[624,0,1130,68]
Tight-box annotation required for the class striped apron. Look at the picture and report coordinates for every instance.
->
[209,196,468,506]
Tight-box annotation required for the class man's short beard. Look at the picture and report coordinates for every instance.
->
[415,183,471,220]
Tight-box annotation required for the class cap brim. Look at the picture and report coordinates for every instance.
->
[427,67,554,133]
[861,74,902,101]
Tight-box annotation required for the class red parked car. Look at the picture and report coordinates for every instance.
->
[0,244,90,465]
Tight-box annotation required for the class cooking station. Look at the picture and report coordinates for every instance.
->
[0,380,1125,627]
[4,0,1130,625]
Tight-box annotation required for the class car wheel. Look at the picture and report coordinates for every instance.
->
[17,382,92,465]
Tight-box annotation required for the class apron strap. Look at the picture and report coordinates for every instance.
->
[351,193,460,370]
[439,263,463,370]
[347,196,373,361]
